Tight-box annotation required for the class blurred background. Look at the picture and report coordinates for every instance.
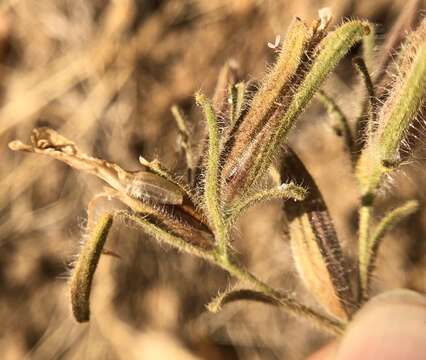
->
[1,0,425,359]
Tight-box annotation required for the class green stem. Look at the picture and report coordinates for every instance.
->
[227,183,307,225]
[217,256,346,335]
[365,200,419,296]
[196,93,229,256]
[126,210,344,335]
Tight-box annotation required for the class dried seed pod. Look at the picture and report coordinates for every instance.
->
[232,18,308,143]
[222,20,369,199]
[282,149,355,320]
[125,171,183,205]
[222,18,309,189]
[248,21,369,189]
[223,122,271,200]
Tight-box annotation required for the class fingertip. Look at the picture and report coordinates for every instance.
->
[335,289,426,360]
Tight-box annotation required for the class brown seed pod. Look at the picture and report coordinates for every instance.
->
[282,149,355,320]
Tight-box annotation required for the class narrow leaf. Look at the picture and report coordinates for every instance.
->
[70,213,113,322]
[228,182,307,224]
[207,288,279,313]
[364,200,419,295]
[362,22,376,71]
[353,56,378,149]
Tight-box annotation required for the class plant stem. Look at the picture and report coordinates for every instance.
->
[196,93,229,257]
[130,210,345,335]
[216,255,346,335]
[126,198,344,334]
[365,200,419,296]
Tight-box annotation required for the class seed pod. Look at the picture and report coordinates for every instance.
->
[125,171,183,205]
[282,149,355,320]
[223,20,369,199]
[222,18,309,190]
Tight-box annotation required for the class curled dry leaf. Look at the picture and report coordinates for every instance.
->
[9,128,214,250]
[9,127,184,205]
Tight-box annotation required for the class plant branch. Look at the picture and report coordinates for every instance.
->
[227,182,307,224]
[125,211,344,335]
[365,200,419,296]
[218,257,346,335]
[196,92,229,257]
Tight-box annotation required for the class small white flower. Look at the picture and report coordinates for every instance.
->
[267,34,281,49]
[318,7,332,31]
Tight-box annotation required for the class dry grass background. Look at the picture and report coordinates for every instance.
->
[1,0,425,359]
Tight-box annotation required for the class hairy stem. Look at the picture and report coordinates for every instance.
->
[227,182,307,224]
[126,211,344,335]
[196,93,229,257]
[365,200,419,296]
[70,212,114,322]
[218,257,346,335]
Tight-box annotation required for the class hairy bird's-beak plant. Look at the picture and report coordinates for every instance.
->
[9,9,426,340]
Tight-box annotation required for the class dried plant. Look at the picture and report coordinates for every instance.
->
[8,7,426,343]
